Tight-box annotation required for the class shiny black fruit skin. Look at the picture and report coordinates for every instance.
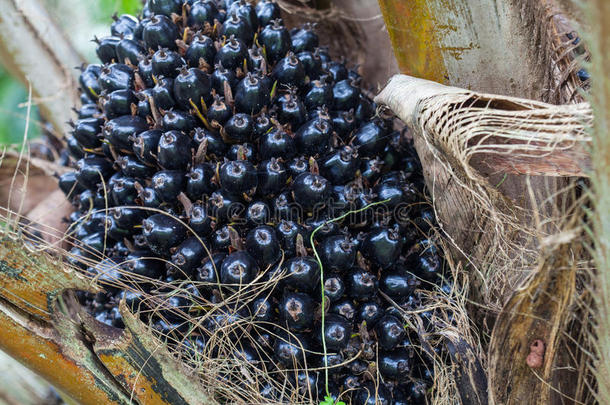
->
[259,128,296,160]
[95,36,119,64]
[99,63,133,92]
[79,64,103,101]
[122,250,166,281]
[304,79,332,110]
[152,170,186,202]
[137,57,155,88]
[332,79,360,111]
[104,115,149,152]
[361,226,404,270]
[211,63,237,97]
[275,220,305,257]
[290,25,318,53]
[219,160,258,196]
[257,158,287,197]
[318,235,357,272]
[353,381,392,405]
[330,298,356,322]
[207,95,232,125]
[153,76,176,110]
[116,155,154,178]
[162,110,196,132]
[279,291,314,331]
[186,33,216,68]
[193,128,227,159]
[356,301,383,327]
[245,200,270,226]
[223,113,253,144]
[346,267,378,300]
[72,117,103,149]
[298,51,323,78]
[186,163,216,201]
[111,14,138,37]
[245,225,281,267]
[170,236,207,278]
[188,0,219,27]
[281,256,319,292]
[250,296,275,322]
[375,314,405,350]
[220,251,258,285]
[277,92,307,130]
[273,52,305,87]
[292,172,330,211]
[379,269,419,301]
[116,39,145,65]
[188,203,215,235]
[255,0,281,26]
[220,12,253,44]
[143,15,180,50]
[378,349,411,379]
[174,68,212,109]
[273,332,309,366]
[321,146,360,184]
[295,116,332,157]
[215,36,248,70]
[132,129,162,166]
[152,48,184,77]
[103,89,136,118]
[234,73,270,114]
[320,313,351,351]
[196,252,225,288]
[76,157,114,190]
[142,213,188,256]
[157,130,194,170]
[147,0,182,16]
[331,109,357,138]
[259,19,290,64]
[352,120,388,157]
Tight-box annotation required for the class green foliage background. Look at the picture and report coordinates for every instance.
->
[0,0,143,145]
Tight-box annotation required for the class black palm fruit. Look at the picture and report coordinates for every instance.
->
[290,24,318,53]
[255,0,280,26]
[245,225,281,267]
[219,160,257,195]
[142,213,188,256]
[152,76,176,109]
[95,36,120,64]
[111,14,138,37]
[157,130,194,170]
[143,15,180,50]
[279,291,314,331]
[220,251,258,285]
[220,12,253,44]
[234,72,270,114]
[174,67,212,108]
[273,52,305,87]
[188,0,219,27]
[215,36,248,70]
[152,48,184,77]
[362,226,404,269]
[259,19,290,64]
[186,33,216,68]
[63,3,438,402]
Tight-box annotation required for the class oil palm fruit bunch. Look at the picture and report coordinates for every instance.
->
[60,0,448,403]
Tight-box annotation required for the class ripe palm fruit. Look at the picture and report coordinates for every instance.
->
[62,2,443,402]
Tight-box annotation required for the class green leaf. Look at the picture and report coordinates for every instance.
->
[0,66,40,146]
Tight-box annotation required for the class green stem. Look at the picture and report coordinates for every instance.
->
[310,199,390,400]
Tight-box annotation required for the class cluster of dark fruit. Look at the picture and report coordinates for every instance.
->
[58,0,449,403]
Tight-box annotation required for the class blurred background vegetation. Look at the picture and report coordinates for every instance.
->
[0,0,142,145]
